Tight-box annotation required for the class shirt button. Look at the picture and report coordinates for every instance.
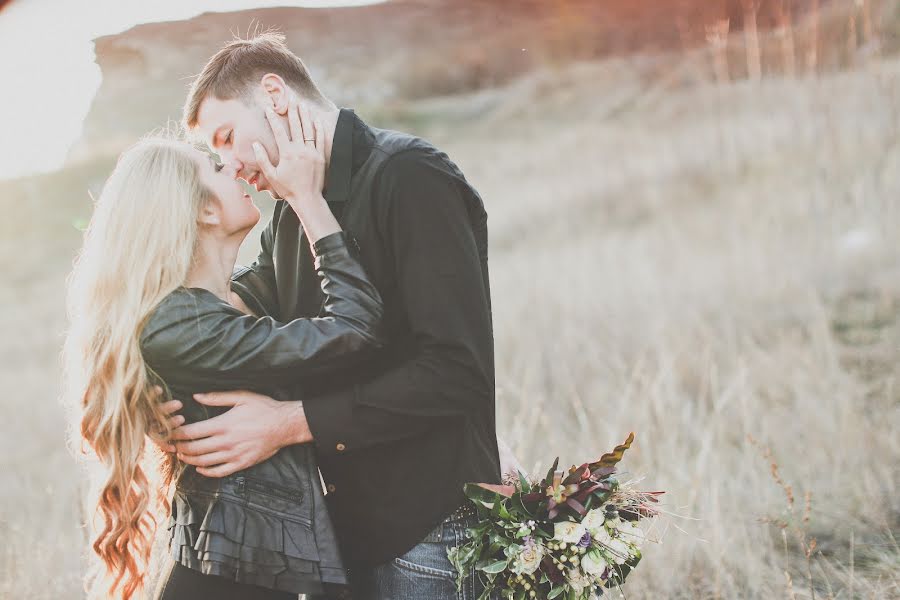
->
[336,442,346,452]
[327,483,337,493]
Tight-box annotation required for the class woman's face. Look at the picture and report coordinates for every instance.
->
[192,148,260,235]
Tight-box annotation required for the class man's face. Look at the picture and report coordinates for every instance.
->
[195,92,280,197]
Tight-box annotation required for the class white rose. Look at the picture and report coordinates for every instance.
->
[512,543,544,575]
[581,508,606,535]
[614,519,644,548]
[553,521,587,545]
[580,548,607,579]
[591,524,614,547]
[607,538,631,564]
[567,568,590,593]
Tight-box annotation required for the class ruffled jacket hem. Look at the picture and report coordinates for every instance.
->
[167,487,350,594]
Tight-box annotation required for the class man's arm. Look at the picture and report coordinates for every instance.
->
[301,150,494,456]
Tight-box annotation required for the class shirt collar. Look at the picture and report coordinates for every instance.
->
[323,107,374,203]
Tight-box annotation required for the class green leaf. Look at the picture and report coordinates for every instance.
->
[547,585,566,599]
[451,543,478,569]
[518,469,532,493]
[502,544,522,560]
[446,546,466,592]
[511,494,534,520]
[593,489,611,505]
[447,546,460,568]
[486,541,503,558]
[481,559,510,574]
[493,500,511,520]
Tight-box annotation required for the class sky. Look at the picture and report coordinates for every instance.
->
[0,0,385,182]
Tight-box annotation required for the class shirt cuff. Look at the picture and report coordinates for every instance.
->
[303,385,356,457]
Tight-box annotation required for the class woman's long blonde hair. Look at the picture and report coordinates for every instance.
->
[63,134,212,599]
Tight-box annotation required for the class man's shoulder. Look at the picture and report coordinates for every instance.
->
[371,134,467,187]
[369,126,448,168]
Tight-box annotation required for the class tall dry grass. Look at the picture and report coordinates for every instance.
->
[433,53,900,598]
[2,30,899,600]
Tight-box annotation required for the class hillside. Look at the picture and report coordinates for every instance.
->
[1,1,898,598]
[67,0,873,167]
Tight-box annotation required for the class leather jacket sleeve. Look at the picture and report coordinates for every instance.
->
[140,232,384,390]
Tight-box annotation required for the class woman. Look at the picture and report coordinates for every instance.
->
[63,117,379,599]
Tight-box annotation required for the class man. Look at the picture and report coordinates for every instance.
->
[164,32,512,599]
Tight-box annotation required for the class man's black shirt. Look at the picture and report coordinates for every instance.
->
[232,108,501,568]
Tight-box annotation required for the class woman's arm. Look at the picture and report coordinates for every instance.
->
[141,231,383,390]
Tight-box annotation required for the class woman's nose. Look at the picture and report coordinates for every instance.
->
[217,151,243,176]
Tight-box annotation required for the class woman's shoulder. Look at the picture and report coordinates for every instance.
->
[140,287,235,359]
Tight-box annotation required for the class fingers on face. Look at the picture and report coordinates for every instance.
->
[253,142,274,178]
[314,116,325,157]
[299,103,315,145]
[264,104,290,149]
[287,95,302,142]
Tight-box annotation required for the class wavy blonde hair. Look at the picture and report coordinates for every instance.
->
[63,134,213,599]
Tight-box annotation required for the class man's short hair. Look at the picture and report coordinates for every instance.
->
[183,31,327,129]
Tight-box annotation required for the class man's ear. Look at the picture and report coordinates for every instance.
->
[260,73,290,116]
[198,200,221,227]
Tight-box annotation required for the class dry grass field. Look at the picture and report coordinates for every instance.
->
[1,2,899,598]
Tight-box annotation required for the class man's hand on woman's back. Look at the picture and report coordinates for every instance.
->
[160,390,313,478]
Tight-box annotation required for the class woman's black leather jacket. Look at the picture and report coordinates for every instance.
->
[140,231,383,595]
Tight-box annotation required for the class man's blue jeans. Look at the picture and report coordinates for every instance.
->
[318,510,500,600]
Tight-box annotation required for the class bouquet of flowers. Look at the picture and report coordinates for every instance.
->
[449,433,663,600]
